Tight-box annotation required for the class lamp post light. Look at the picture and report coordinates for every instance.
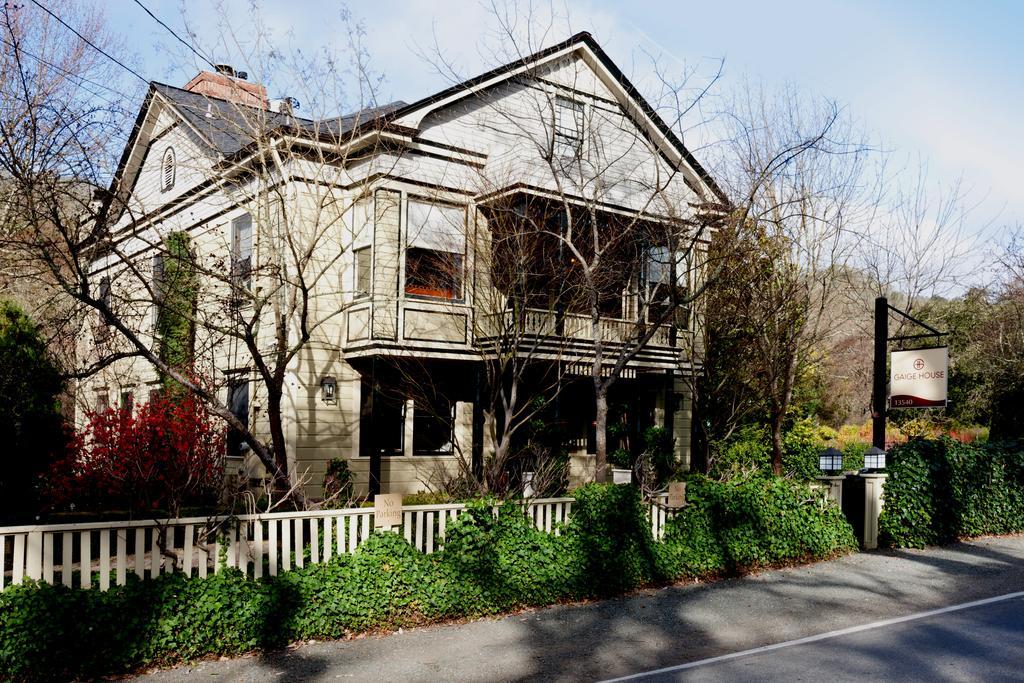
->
[864,446,886,472]
[320,376,337,404]
[819,447,843,475]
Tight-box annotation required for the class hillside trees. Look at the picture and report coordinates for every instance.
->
[700,84,874,475]
[917,230,1024,439]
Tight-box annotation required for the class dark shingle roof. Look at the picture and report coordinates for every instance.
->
[152,81,405,156]
[135,33,722,202]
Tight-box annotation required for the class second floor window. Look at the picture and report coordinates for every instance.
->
[230,213,253,296]
[226,377,250,458]
[405,200,465,300]
[645,246,690,328]
[151,251,165,329]
[161,147,176,192]
[354,247,371,297]
[351,200,373,298]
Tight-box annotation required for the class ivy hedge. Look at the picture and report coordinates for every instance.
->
[0,480,855,681]
[879,438,1024,548]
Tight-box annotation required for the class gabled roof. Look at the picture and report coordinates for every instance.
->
[107,32,724,215]
[152,82,291,156]
[106,82,405,216]
[381,32,726,203]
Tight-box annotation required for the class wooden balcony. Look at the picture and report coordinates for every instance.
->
[476,307,682,370]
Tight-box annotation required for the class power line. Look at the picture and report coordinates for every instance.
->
[0,36,131,103]
[27,0,149,83]
[130,0,218,70]
[0,37,134,145]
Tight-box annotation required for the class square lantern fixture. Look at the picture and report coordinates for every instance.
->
[819,447,843,474]
[864,446,886,471]
[320,376,337,404]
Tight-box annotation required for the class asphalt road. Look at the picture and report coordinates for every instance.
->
[612,592,1024,682]
[134,535,1024,682]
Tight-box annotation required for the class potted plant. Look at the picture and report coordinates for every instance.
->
[608,448,633,484]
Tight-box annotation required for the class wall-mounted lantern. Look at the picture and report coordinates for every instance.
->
[819,447,843,475]
[864,446,886,471]
[320,376,337,404]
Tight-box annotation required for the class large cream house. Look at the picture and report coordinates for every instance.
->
[81,33,723,496]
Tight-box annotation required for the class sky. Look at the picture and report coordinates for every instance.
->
[97,0,1023,244]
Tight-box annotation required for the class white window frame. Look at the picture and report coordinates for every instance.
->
[354,247,372,298]
[161,147,176,192]
[350,200,373,299]
[404,199,467,301]
[553,95,585,162]
[230,213,253,299]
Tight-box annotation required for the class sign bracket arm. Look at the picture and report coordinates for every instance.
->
[873,297,949,451]
[885,303,947,341]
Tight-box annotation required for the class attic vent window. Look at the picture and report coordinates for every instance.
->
[161,147,176,192]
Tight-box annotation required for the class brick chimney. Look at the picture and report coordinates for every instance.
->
[183,65,269,109]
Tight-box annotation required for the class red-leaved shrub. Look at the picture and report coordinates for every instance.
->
[47,396,224,515]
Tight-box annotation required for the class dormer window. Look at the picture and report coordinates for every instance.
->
[161,147,176,192]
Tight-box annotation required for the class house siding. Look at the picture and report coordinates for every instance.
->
[81,40,711,498]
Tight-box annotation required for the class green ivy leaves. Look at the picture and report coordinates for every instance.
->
[0,480,857,681]
[879,438,1024,548]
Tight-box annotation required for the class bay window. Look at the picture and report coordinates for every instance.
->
[354,248,372,297]
[350,200,373,298]
[405,200,465,300]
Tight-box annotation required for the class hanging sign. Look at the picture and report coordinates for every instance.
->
[890,347,948,409]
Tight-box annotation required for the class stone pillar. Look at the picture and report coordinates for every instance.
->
[816,475,845,507]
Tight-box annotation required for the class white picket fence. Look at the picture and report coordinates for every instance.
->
[0,495,672,592]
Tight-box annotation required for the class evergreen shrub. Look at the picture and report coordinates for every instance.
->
[0,480,855,681]
[879,438,1024,548]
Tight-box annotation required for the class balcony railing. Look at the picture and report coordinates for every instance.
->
[479,308,675,348]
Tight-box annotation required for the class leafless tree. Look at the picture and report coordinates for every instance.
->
[705,82,875,474]
[418,6,731,484]
[3,3,401,497]
[856,161,983,329]
[0,0,136,378]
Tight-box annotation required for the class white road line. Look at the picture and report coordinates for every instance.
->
[602,590,1024,682]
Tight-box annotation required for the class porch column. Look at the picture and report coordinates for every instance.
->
[663,369,675,444]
